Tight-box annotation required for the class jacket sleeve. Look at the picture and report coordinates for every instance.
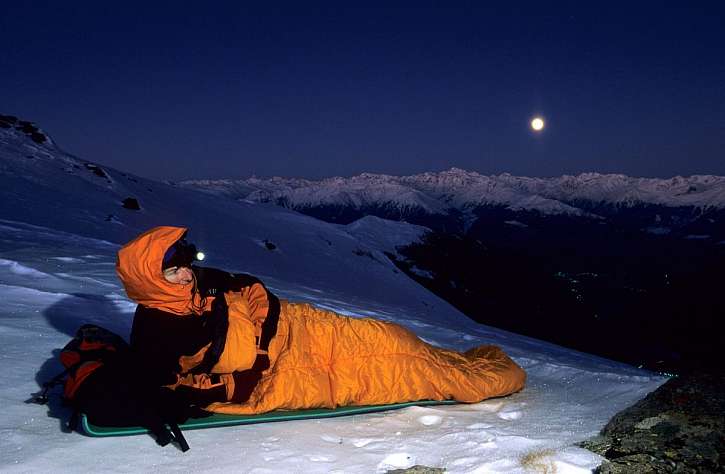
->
[229,273,280,351]
[193,266,280,352]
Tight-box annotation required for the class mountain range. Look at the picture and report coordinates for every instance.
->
[180,169,725,242]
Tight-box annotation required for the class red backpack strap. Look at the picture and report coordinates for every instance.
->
[63,360,104,400]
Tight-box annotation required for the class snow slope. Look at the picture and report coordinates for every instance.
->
[182,168,725,217]
[0,121,665,472]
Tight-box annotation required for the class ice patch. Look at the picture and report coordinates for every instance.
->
[378,452,414,471]
[418,415,443,426]
[497,409,523,421]
[471,400,505,412]
[504,219,529,228]
[554,446,604,472]
[466,423,493,430]
[307,454,335,462]
[351,438,380,448]
[320,434,342,444]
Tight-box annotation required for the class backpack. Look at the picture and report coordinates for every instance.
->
[32,324,193,451]
[32,324,129,405]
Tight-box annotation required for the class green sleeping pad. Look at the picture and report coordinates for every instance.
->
[81,400,459,436]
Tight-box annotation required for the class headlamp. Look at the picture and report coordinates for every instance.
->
[162,238,205,270]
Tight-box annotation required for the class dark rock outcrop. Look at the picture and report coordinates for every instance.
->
[0,114,47,143]
[121,197,141,210]
[387,466,445,474]
[84,163,110,179]
[580,371,725,473]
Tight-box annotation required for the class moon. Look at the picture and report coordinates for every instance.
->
[530,117,545,131]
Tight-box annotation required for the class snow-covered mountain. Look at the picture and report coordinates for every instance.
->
[181,168,725,217]
[0,116,665,472]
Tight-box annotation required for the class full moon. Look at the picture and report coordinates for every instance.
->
[530,117,545,131]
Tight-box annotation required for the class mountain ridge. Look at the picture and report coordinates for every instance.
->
[180,167,725,219]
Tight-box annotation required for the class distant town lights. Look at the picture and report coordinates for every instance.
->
[530,117,545,132]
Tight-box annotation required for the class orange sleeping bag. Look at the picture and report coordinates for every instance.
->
[206,299,526,415]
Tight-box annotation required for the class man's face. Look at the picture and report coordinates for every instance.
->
[162,266,194,285]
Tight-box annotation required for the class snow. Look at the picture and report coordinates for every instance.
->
[343,215,430,258]
[645,226,672,235]
[504,220,529,228]
[0,123,667,472]
[408,266,435,279]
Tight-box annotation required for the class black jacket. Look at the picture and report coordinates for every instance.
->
[129,266,279,385]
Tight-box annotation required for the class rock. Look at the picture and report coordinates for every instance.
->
[634,414,671,430]
[0,114,19,126]
[122,198,140,210]
[84,163,109,179]
[0,115,47,141]
[581,371,725,473]
[30,132,47,143]
[386,466,445,474]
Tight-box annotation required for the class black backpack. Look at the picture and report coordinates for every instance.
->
[32,324,194,451]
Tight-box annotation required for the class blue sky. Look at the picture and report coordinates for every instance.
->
[1,1,723,180]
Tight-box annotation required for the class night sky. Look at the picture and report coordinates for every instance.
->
[1,2,723,181]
